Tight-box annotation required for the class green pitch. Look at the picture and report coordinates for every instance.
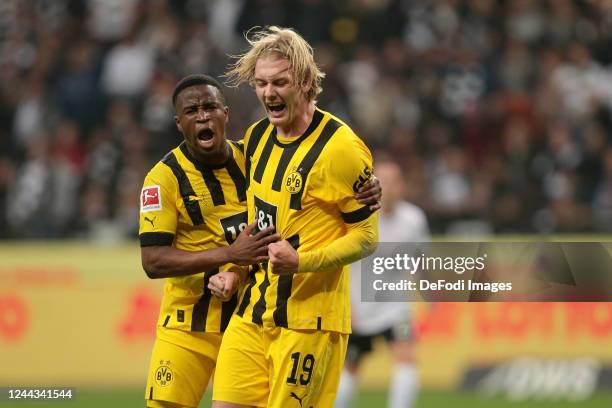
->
[10,389,612,407]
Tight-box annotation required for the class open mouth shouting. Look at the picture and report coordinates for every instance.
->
[266,102,286,119]
[196,127,215,148]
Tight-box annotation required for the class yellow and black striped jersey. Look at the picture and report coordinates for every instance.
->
[139,140,247,334]
[236,108,376,334]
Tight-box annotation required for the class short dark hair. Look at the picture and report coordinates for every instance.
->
[172,74,225,107]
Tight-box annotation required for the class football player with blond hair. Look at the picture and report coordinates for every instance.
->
[211,26,379,408]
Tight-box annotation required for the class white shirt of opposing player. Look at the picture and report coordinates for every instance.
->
[350,201,430,335]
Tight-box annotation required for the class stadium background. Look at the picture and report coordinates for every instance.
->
[2,0,612,406]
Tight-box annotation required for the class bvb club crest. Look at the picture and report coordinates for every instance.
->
[285,170,303,194]
[155,361,174,387]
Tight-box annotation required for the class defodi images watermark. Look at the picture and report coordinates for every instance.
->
[360,242,612,302]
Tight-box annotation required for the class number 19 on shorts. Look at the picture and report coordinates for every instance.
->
[286,352,315,386]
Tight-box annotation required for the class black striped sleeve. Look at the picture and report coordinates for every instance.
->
[341,205,375,224]
[139,232,175,247]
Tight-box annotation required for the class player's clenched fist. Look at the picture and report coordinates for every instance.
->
[208,271,241,301]
[269,240,299,275]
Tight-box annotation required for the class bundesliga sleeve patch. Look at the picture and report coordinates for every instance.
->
[141,185,162,212]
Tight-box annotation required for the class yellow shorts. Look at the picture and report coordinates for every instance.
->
[145,328,222,408]
[213,315,348,408]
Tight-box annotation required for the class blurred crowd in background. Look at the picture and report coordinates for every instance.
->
[2,0,612,239]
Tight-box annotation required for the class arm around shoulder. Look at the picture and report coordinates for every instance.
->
[141,245,231,279]
[141,221,278,279]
